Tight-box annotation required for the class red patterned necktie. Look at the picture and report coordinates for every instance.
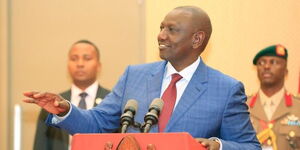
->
[159,73,182,132]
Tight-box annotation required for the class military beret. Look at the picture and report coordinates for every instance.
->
[253,44,288,65]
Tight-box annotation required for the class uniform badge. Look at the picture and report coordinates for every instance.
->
[280,114,300,126]
[289,131,295,137]
[276,45,285,56]
[95,98,103,104]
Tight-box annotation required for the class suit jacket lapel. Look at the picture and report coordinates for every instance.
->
[146,61,166,132]
[96,85,102,98]
[94,85,103,107]
[147,61,166,103]
[60,90,71,101]
[166,59,208,131]
[59,90,71,145]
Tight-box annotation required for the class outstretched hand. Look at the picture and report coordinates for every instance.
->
[23,91,70,115]
[195,138,220,150]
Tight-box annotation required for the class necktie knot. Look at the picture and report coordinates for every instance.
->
[171,73,182,84]
[79,92,88,99]
[79,92,88,109]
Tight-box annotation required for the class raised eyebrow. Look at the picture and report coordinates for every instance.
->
[83,54,94,58]
[270,59,281,63]
[69,54,78,58]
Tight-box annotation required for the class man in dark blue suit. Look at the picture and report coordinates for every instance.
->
[24,6,261,150]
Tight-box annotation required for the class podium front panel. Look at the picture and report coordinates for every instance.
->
[71,132,206,150]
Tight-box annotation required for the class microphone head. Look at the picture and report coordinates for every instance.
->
[149,98,164,112]
[124,99,138,114]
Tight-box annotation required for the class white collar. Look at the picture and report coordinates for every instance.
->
[71,81,98,97]
[164,57,200,82]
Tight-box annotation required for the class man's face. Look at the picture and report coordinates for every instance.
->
[68,43,100,84]
[256,56,287,87]
[157,10,196,64]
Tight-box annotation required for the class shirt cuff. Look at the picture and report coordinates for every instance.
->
[51,101,73,124]
[209,137,223,150]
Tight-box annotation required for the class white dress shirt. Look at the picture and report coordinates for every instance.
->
[70,81,99,109]
[160,57,200,110]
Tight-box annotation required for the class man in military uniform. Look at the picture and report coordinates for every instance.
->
[248,44,300,150]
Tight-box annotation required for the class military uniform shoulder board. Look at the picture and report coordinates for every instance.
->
[285,92,293,106]
[293,93,300,100]
[249,93,258,108]
[247,93,254,98]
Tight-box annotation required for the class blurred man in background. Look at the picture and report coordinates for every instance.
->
[248,44,300,150]
[33,40,110,150]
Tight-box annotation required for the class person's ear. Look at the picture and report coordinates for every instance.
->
[192,31,205,49]
[97,61,102,72]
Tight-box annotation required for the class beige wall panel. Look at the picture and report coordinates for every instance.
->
[9,0,144,150]
[145,0,300,95]
[0,0,9,149]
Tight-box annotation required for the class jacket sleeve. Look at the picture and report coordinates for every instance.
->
[220,82,261,150]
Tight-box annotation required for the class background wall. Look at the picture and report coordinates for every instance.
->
[0,0,9,149]
[1,0,299,150]
[145,0,300,95]
[1,0,145,150]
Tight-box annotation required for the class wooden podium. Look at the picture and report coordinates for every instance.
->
[71,132,207,150]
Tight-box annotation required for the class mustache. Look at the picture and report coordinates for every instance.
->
[261,71,273,75]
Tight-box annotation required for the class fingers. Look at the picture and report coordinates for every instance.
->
[195,138,220,150]
[23,91,49,99]
[58,100,68,108]
[53,95,65,107]
[24,91,62,101]
[23,91,71,115]
[147,144,156,150]
[196,138,209,147]
[56,100,71,116]
[32,92,52,99]
[23,99,37,104]
[23,91,63,107]
[23,91,40,98]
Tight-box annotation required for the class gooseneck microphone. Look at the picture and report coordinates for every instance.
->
[120,99,138,133]
[142,98,164,133]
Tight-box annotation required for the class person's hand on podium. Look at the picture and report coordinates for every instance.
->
[195,138,220,150]
[23,91,70,116]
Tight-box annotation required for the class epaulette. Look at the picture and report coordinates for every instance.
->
[285,92,292,106]
[249,93,258,108]
[247,94,253,98]
[286,91,300,99]
[247,93,256,98]
[293,93,300,100]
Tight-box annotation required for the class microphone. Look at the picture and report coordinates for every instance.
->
[120,99,138,133]
[142,98,164,133]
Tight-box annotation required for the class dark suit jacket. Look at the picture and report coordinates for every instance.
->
[33,85,110,150]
